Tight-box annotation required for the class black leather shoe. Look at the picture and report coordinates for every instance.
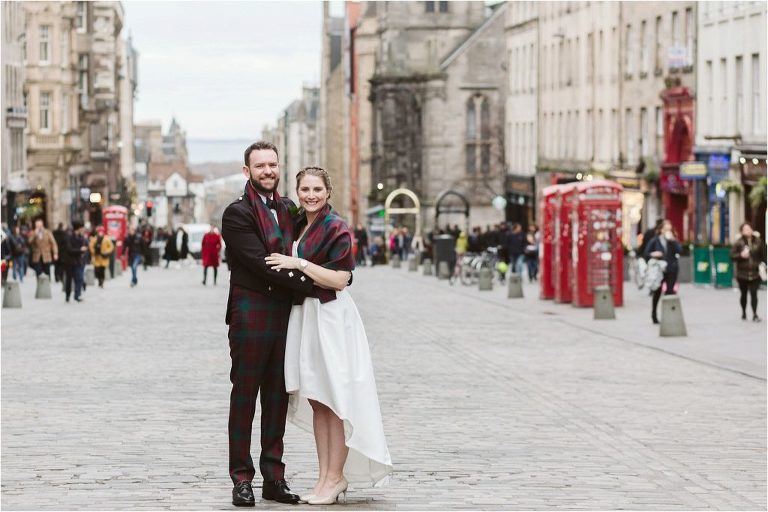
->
[232,480,255,507]
[262,479,300,504]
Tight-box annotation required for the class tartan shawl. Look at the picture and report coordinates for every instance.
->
[244,182,294,255]
[294,203,355,304]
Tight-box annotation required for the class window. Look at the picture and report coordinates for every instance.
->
[60,29,68,69]
[640,20,648,74]
[78,53,89,107]
[598,30,604,83]
[75,1,87,31]
[40,91,51,131]
[625,24,633,76]
[611,109,618,160]
[720,58,727,132]
[685,7,694,66]
[21,33,26,62]
[39,25,50,64]
[587,32,594,83]
[542,46,548,89]
[62,92,69,132]
[752,54,761,134]
[586,109,593,160]
[466,95,491,175]
[654,16,662,71]
[625,109,634,163]
[596,109,603,159]
[425,1,447,13]
[566,39,572,85]
[529,43,535,91]
[706,60,713,132]
[574,37,580,86]
[672,11,680,47]
[438,1,448,13]
[735,56,743,132]
[640,107,648,157]
[654,107,663,158]
[425,1,434,12]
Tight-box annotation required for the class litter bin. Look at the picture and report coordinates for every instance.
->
[432,234,456,276]
[692,245,712,285]
[712,246,733,288]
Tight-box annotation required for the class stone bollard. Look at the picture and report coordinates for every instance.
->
[507,273,524,298]
[3,281,22,308]
[660,295,687,336]
[478,267,493,290]
[391,254,401,268]
[422,258,433,276]
[35,274,52,299]
[593,285,615,319]
[84,265,96,287]
[437,261,451,280]
[408,257,418,272]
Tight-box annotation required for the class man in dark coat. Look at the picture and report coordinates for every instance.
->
[60,221,88,303]
[52,222,66,282]
[221,141,315,507]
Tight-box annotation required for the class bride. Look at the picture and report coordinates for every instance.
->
[265,166,392,505]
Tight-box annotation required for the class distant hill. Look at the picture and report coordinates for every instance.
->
[190,161,242,180]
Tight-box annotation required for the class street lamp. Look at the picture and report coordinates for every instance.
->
[89,192,102,204]
[377,182,384,191]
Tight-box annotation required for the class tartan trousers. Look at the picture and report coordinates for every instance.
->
[228,285,292,484]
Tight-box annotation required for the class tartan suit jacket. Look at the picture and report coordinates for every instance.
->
[221,185,314,324]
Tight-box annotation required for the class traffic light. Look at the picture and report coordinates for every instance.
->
[146,200,153,217]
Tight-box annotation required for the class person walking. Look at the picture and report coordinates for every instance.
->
[266,167,391,504]
[353,224,368,266]
[124,226,147,288]
[28,218,58,278]
[201,225,222,285]
[643,219,682,324]
[505,223,526,276]
[221,141,317,507]
[61,222,88,303]
[9,225,29,283]
[731,222,767,322]
[141,224,154,270]
[52,222,67,283]
[524,224,539,282]
[163,228,180,268]
[450,231,469,285]
[89,226,114,288]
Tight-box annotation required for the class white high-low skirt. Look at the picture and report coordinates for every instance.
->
[284,287,392,487]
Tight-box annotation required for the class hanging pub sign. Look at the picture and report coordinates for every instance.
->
[679,162,707,180]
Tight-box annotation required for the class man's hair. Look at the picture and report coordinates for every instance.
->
[244,141,279,166]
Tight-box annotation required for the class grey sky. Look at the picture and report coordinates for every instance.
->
[124,1,325,140]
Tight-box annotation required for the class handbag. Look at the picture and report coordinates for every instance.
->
[759,262,767,282]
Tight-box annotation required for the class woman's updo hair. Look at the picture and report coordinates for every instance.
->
[296,166,332,194]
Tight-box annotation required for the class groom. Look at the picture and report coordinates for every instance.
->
[221,141,314,506]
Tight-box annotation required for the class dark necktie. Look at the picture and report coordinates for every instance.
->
[265,198,277,210]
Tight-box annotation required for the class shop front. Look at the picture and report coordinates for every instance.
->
[505,175,535,228]
[734,146,767,238]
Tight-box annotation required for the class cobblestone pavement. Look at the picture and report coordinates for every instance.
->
[2,262,766,510]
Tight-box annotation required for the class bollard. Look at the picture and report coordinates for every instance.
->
[437,261,451,280]
[660,295,687,336]
[593,285,615,319]
[507,273,524,298]
[422,258,433,276]
[408,257,418,272]
[2,281,22,308]
[478,267,493,290]
[84,265,96,287]
[391,254,401,268]
[35,274,52,299]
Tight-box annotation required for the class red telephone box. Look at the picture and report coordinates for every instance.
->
[102,205,128,269]
[570,181,624,307]
[539,185,559,299]
[553,183,578,303]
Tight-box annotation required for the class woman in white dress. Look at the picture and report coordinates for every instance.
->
[265,167,392,505]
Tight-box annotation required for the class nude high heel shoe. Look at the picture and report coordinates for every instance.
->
[308,478,348,505]
[300,493,316,503]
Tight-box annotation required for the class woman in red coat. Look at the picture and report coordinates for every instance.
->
[201,226,222,285]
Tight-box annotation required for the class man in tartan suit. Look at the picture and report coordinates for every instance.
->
[221,141,314,507]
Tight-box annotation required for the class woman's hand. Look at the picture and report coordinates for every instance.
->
[265,253,299,271]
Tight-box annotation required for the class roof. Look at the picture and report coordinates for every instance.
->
[148,161,191,183]
[440,2,508,71]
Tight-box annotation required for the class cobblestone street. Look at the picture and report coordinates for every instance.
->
[2,263,766,510]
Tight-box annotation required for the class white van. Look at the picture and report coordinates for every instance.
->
[182,223,211,259]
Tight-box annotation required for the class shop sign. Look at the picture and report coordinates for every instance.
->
[680,162,707,180]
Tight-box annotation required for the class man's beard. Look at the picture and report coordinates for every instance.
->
[249,176,279,196]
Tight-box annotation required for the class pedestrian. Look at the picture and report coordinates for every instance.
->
[730,222,767,322]
[450,231,469,285]
[27,218,58,279]
[124,226,147,287]
[643,219,682,324]
[1,225,11,285]
[201,225,222,285]
[639,219,664,262]
[178,227,190,262]
[266,166,391,504]
[9,225,29,283]
[353,223,368,266]
[221,141,317,507]
[52,222,66,283]
[89,226,114,288]
[525,224,539,282]
[504,222,526,275]
[141,224,154,270]
[164,228,180,268]
[61,221,88,303]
